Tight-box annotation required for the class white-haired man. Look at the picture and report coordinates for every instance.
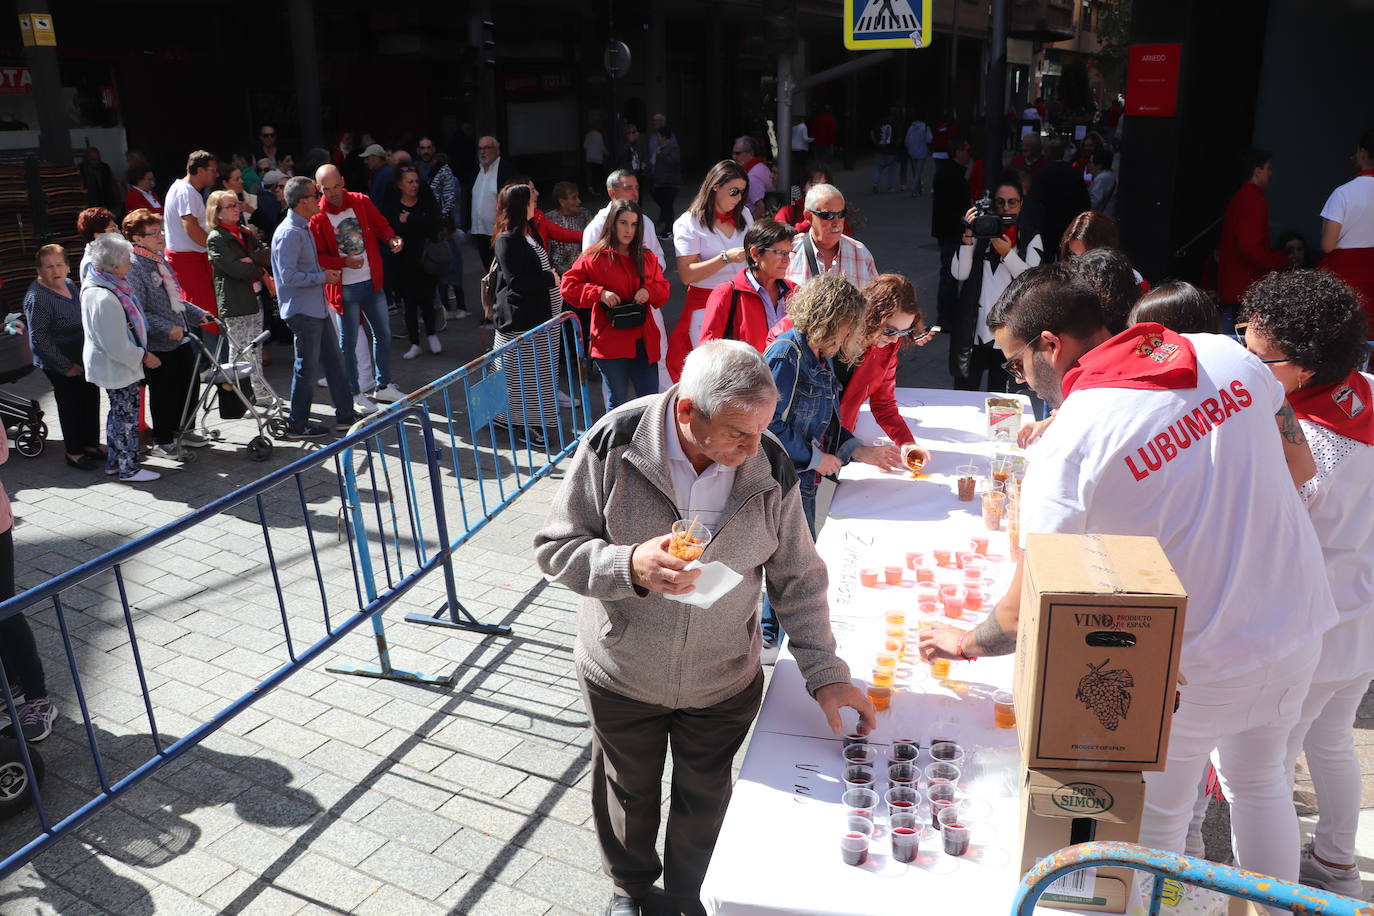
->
[730,135,773,217]
[535,339,874,916]
[785,183,878,290]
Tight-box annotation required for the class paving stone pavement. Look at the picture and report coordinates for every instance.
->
[1,164,1372,914]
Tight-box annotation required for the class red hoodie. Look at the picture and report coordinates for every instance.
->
[1217,182,1287,306]
[308,190,396,310]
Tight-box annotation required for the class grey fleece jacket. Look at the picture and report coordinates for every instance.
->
[534,386,851,710]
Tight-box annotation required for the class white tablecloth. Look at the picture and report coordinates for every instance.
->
[701,389,1088,916]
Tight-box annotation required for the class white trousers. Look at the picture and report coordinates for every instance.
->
[1285,671,1373,866]
[1140,640,1320,916]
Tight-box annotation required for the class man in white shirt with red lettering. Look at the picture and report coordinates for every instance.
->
[921,265,1336,907]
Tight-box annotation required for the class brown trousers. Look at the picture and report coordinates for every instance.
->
[578,670,764,905]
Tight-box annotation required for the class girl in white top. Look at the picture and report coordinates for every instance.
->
[667,160,754,381]
[1241,270,1374,898]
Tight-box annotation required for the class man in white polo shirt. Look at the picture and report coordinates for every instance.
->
[921,265,1336,908]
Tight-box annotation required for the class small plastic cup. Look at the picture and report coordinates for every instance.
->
[875,650,899,670]
[969,536,989,556]
[842,787,879,819]
[993,689,1017,729]
[927,720,960,746]
[929,742,966,767]
[883,565,904,586]
[915,582,939,600]
[956,551,979,570]
[938,806,971,856]
[916,599,940,617]
[932,548,953,568]
[883,636,904,657]
[859,567,879,587]
[982,491,1006,531]
[929,657,950,679]
[962,561,986,581]
[669,520,711,561]
[963,588,984,612]
[885,785,919,815]
[841,823,871,866]
[941,591,965,620]
[926,782,962,807]
[925,761,962,785]
[842,731,868,748]
[842,764,875,792]
[914,565,936,583]
[890,739,920,764]
[904,550,924,570]
[889,817,923,863]
[888,762,919,786]
[884,611,907,629]
[843,743,878,767]
[867,684,892,712]
[871,667,895,688]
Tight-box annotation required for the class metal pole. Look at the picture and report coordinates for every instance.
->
[776,49,793,200]
[983,0,1008,195]
[288,0,325,152]
[21,0,71,164]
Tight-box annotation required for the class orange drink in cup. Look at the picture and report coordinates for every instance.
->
[669,519,710,561]
[930,657,951,679]
[876,650,899,670]
[885,611,907,629]
[871,666,895,688]
[993,689,1016,729]
[867,684,892,711]
[859,568,879,587]
[883,565,904,586]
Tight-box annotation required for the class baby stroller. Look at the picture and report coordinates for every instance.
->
[172,327,288,462]
[0,312,47,458]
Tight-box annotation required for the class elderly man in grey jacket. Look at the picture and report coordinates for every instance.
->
[535,339,873,916]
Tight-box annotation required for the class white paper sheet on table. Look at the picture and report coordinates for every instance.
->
[700,389,1096,916]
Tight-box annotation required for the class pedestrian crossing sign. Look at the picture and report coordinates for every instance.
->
[844,0,933,49]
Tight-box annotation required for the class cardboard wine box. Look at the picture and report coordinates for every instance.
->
[1019,768,1146,913]
[1015,534,1187,771]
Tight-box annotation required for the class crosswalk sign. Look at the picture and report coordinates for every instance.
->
[844,0,933,49]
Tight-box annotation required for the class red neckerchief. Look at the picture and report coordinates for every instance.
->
[715,210,736,226]
[1062,322,1199,399]
[1288,370,1374,445]
[220,221,248,244]
[1005,225,1018,248]
[1357,168,1374,177]
[741,156,765,174]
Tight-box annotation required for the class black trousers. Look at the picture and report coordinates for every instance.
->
[397,265,439,344]
[579,671,764,907]
[953,341,1014,393]
[42,368,100,455]
[651,187,678,233]
[144,342,200,445]
[0,529,45,700]
[471,234,494,275]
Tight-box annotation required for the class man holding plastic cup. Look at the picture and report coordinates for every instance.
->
[536,339,875,916]
[919,264,1335,912]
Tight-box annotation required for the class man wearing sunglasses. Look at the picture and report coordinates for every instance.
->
[784,183,877,291]
[921,264,1333,898]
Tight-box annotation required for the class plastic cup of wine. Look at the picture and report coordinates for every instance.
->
[842,787,879,819]
[889,813,923,863]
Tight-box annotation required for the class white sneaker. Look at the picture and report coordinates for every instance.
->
[150,443,179,459]
[352,394,377,415]
[119,468,161,483]
[557,390,579,408]
[427,335,442,355]
[180,431,210,448]
[402,344,422,360]
[1299,842,1363,897]
[452,308,470,319]
[317,377,329,388]
[371,384,406,403]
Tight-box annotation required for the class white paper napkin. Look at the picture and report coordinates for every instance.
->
[663,560,744,608]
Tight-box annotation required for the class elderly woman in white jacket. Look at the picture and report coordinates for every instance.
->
[80,233,161,483]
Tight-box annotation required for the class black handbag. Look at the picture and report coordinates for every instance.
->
[605,301,646,328]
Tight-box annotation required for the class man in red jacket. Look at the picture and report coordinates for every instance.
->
[311,164,406,409]
[1217,149,1288,331]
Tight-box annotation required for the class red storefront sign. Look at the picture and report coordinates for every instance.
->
[1125,43,1182,118]
[0,67,33,94]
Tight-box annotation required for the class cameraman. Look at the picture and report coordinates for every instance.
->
[949,175,1043,391]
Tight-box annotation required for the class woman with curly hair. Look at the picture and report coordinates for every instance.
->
[1240,270,1374,899]
[77,206,120,285]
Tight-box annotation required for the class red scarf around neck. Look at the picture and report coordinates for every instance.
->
[220,220,247,244]
[715,209,737,226]
[1062,322,1199,399]
[1288,370,1374,445]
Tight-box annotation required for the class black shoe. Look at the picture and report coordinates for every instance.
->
[522,427,547,449]
[606,895,641,916]
[283,423,330,440]
[65,454,98,470]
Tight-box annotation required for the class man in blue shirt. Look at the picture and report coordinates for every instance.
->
[271,176,358,438]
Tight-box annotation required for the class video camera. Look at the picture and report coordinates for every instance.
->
[964,196,1016,240]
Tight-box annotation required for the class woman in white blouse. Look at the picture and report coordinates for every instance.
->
[667,160,754,381]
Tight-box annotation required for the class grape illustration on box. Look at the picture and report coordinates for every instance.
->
[1076,658,1133,730]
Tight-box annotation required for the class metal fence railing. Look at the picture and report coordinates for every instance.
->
[0,313,592,877]
[1012,842,1369,916]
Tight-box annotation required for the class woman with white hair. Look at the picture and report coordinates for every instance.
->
[80,233,161,483]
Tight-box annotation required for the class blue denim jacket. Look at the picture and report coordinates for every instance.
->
[764,328,859,484]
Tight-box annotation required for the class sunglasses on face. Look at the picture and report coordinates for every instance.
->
[720,186,744,197]
[261,133,275,138]
[1001,338,1036,382]
[881,323,923,339]
[808,208,847,221]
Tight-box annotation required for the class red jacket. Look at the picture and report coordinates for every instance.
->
[699,270,794,353]
[1217,182,1287,305]
[811,113,838,147]
[308,190,397,310]
[559,248,670,360]
[767,317,915,445]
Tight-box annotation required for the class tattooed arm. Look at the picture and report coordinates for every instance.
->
[1276,402,1316,489]
[920,561,1024,659]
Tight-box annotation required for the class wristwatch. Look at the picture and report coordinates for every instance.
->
[719,251,729,265]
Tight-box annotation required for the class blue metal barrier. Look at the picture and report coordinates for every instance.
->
[1012,842,1371,915]
[346,310,593,640]
[0,402,455,879]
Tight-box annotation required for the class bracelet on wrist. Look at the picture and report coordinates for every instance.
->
[957,631,977,662]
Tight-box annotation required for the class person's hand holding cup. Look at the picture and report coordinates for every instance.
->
[629,522,708,595]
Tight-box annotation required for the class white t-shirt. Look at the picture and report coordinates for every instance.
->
[672,210,754,290]
[582,205,666,264]
[327,208,371,285]
[583,130,607,165]
[1319,175,1374,248]
[1295,379,1374,682]
[790,122,813,152]
[1020,333,1337,681]
[470,158,501,236]
[163,178,206,253]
